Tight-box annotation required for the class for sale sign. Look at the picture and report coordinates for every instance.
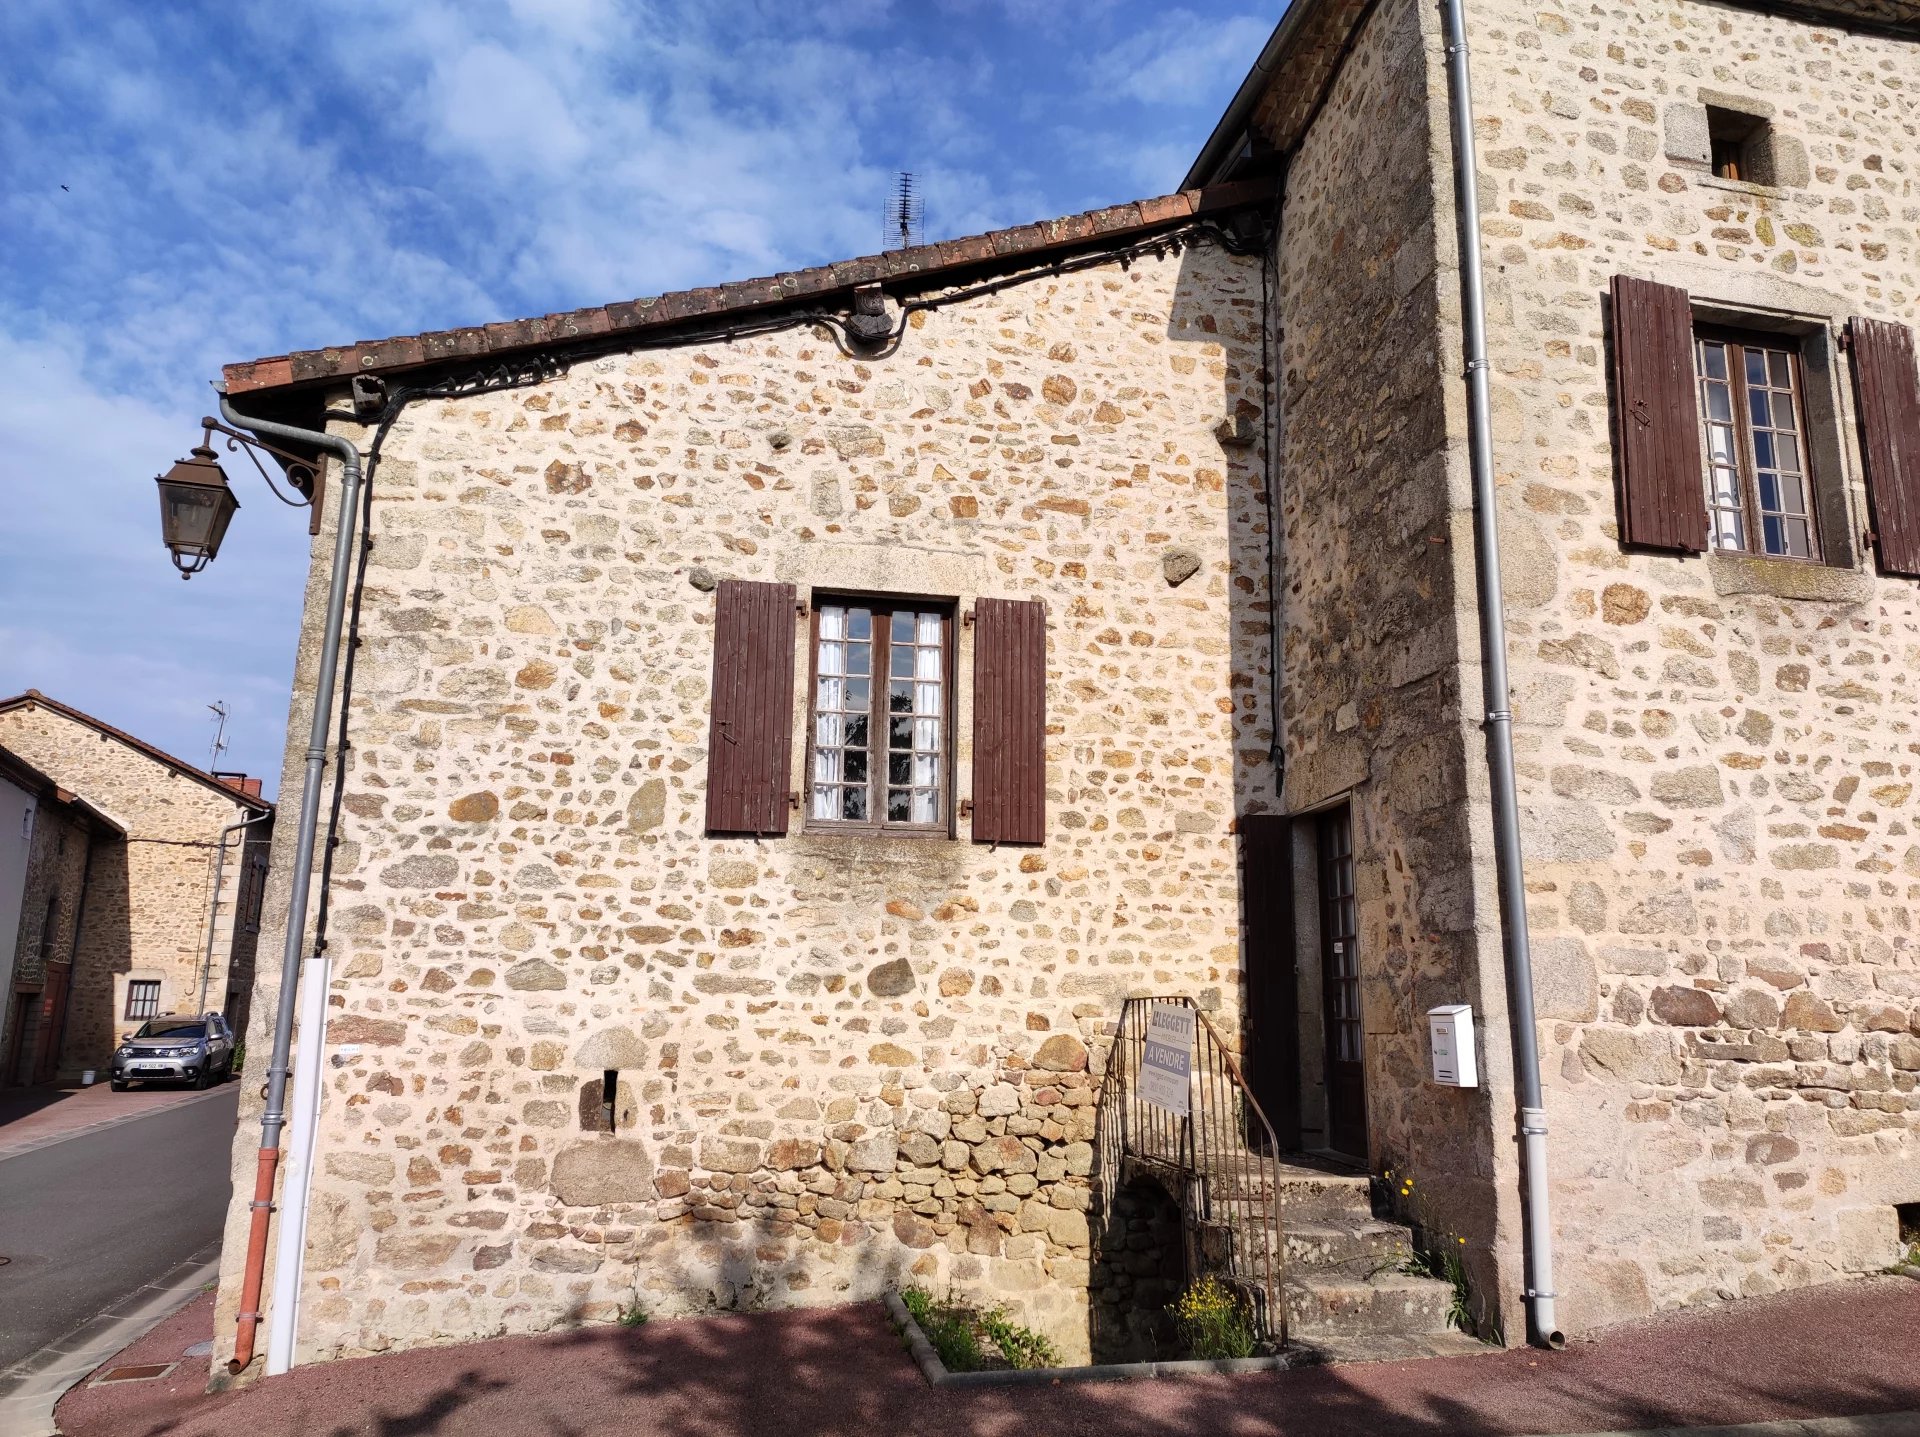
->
[1138,1003,1195,1115]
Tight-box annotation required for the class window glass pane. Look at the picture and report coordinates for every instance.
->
[814,747,840,784]
[914,754,937,787]
[846,679,869,709]
[843,787,868,821]
[811,786,836,820]
[819,641,843,676]
[845,715,867,749]
[891,611,914,642]
[1749,388,1770,428]
[890,682,913,713]
[847,609,871,640]
[1702,342,1727,380]
[889,752,912,784]
[1769,350,1790,388]
[915,683,941,717]
[912,790,936,824]
[1763,516,1785,554]
[1753,431,1775,471]
[890,717,913,749]
[915,645,940,680]
[890,645,914,678]
[847,644,869,676]
[887,790,911,821]
[844,749,868,783]
[914,716,939,750]
[1758,472,1780,512]
[1782,517,1811,558]
[1708,425,1735,463]
[817,676,842,710]
[1705,382,1731,422]
[1745,349,1768,386]
[1710,465,1740,507]
[819,606,845,640]
[916,612,941,645]
[1775,471,1806,513]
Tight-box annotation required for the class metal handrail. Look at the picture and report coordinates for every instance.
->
[1096,995,1287,1347]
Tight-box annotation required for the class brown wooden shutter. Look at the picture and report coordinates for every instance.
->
[1849,317,1920,578]
[704,579,796,836]
[1610,274,1708,552]
[971,597,1046,845]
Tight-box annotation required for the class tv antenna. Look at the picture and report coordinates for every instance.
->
[883,172,923,251]
[207,701,230,772]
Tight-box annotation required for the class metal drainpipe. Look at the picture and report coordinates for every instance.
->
[196,810,273,1014]
[1438,0,1564,1349]
[216,390,364,1377]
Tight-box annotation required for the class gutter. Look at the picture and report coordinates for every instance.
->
[1437,0,1564,1349]
[1181,15,1295,189]
[216,391,365,1378]
[195,810,275,1015]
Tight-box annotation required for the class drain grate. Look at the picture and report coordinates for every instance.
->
[94,1362,177,1384]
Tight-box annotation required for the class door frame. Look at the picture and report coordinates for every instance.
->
[1316,803,1368,1161]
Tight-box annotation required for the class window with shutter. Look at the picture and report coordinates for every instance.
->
[1611,274,1709,552]
[970,597,1046,845]
[1849,317,1920,578]
[704,579,797,836]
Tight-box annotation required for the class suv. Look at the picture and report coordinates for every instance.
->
[110,1012,235,1090]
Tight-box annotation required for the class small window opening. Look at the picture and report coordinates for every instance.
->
[580,1071,622,1132]
[1707,107,1766,182]
[602,1070,619,1133]
[1898,1201,1920,1251]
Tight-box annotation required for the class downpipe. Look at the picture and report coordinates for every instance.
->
[1438,0,1565,1349]
[217,391,364,1377]
[196,810,273,1014]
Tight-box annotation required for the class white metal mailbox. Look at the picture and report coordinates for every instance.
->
[1427,1004,1477,1087]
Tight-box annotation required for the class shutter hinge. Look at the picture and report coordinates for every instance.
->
[962,608,975,627]
[788,790,800,810]
[1838,326,1853,352]
[1864,528,1877,550]
[959,798,973,819]
[796,599,809,617]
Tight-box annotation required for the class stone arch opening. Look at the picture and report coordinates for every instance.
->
[1088,1174,1186,1363]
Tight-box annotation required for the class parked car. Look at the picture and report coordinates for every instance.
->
[110,1012,234,1090]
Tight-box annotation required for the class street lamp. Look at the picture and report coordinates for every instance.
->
[155,444,239,577]
[154,418,318,578]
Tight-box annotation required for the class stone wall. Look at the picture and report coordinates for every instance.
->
[1275,0,1528,1337]
[0,798,93,1080]
[1465,0,1920,1329]
[0,703,261,1067]
[212,238,1279,1367]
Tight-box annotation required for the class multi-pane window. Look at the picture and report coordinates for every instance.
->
[125,980,160,1020]
[808,599,951,833]
[1696,329,1818,560]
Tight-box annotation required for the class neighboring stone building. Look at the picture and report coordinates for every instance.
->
[0,693,273,1074]
[208,0,1916,1377]
[0,746,123,1085]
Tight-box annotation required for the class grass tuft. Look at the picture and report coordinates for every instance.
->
[899,1286,1057,1371]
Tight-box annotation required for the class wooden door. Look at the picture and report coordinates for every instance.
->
[1317,807,1367,1160]
[34,964,71,1084]
[1239,815,1297,1150]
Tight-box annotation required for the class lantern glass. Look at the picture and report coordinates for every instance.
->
[155,448,238,576]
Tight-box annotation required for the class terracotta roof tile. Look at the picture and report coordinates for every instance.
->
[223,181,1274,398]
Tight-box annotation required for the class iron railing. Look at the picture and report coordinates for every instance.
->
[1096,995,1287,1347]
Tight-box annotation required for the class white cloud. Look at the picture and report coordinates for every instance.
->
[1089,9,1271,107]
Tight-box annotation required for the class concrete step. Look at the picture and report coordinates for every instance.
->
[1293,1328,1493,1366]
[1283,1270,1458,1339]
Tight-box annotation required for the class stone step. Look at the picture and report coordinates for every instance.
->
[1284,1216,1413,1275]
[1283,1270,1458,1339]
[1293,1328,1493,1366]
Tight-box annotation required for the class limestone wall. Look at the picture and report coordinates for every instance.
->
[1465,0,1920,1328]
[212,239,1278,1367]
[0,703,259,1066]
[1276,0,1528,1338]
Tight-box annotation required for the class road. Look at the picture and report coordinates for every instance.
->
[0,1086,237,1371]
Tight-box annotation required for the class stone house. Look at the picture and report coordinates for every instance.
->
[0,745,123,1085]
[209,0,1916,1375]
[0,692,274,1074]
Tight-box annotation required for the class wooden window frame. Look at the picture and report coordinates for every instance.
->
[802,593,957,839]
[1695,323,1822,563]
[125,979,160,1020]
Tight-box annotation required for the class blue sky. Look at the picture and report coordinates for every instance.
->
[0,0,1269,794]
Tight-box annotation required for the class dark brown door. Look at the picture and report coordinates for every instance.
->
[1239,815,1297,1150]
[1317,807,1367,1160]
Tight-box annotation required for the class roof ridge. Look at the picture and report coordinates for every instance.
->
[222,180,1274,398]
[0,692,273,811]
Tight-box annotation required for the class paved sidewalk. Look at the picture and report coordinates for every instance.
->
[53,1274,1920,1437]
[0,1079,236,1161]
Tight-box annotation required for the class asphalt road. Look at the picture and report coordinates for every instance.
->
[0,1086,237,1371]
